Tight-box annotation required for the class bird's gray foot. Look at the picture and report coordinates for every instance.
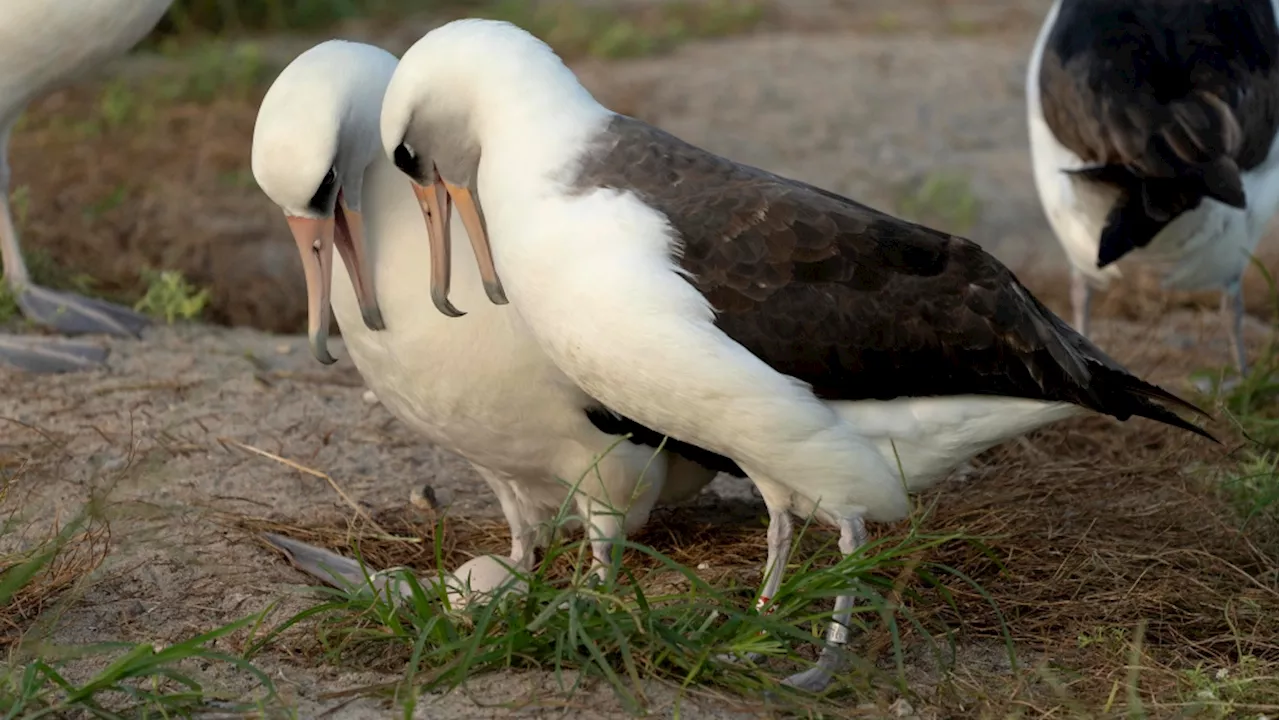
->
[0,333,110,373]
[781,515,866,692]
[715,650,764,666]
[17,283,149,337]
[263,533,437,604]
[781,643,845,693]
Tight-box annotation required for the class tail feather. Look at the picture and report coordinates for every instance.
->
[1030,296,1217,443]
[1094,365,1218,442]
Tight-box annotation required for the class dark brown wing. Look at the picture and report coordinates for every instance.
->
[569,116,1213,439]
[1038,0,1278,265]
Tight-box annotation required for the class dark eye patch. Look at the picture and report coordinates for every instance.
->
[393,142,423,181]
[307,167,338,214]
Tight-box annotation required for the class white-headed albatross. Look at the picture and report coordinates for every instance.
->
[0,0,171,373]
[251,39,723,581]
[377,19,1218,692]
[1027,0,1279,376]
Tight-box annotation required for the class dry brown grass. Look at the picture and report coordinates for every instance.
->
[0,441,112,649]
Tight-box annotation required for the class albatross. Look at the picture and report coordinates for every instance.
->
[1027,0,1279,376]
[0,0,170,373]
[251,39,723,580]
[377,19,1217,692]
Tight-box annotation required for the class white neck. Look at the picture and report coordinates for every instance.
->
[477,83,612,195]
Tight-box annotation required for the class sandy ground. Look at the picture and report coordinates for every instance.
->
[2,1,1277,717]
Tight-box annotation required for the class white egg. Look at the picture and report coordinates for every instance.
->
[445,554,528,609]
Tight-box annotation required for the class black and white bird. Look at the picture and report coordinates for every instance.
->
[0,0,171,373]
[251,40,720,583]
[1027,0,1279,375]
[377,19,1215,692]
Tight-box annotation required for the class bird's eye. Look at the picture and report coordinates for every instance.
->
[308,167,339,213]
[393,143,422,179]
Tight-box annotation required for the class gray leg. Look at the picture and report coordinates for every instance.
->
[262,533,439,604]
[758,507,795,610]
[588,506,626,582]
[1222,284,1248,377]
[1070,269,1093,337]
[718,506,794,665]
[781,515,868,693]
[0,145,148,374]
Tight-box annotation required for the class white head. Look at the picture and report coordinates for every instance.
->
[378,19,600,317]
[251,39,398,364]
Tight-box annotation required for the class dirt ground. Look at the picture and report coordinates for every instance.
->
[2,1,1278,717]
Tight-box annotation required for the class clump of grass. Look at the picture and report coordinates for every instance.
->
[895,171,981,235]
[133,269,211,324]
[0,287,17,325]
[0,511,108,646]
[0,472,278,716]
[1190,261,1279,535]
[248,483,989,714]
[1178,654,1276,720]
[0,613,279,718]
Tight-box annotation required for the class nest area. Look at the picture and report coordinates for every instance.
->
[236,400,1277,698]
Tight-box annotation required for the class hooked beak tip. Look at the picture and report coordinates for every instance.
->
[482,280,509,306]
[310,337,338,365]
[362,306,387,331]
[431,288,466,318]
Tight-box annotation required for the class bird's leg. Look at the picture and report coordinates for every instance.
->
[757,506,795,612]
[1070,268,1093,337]
[717,506,794,665]
[1222,283,1248,378]
[781,514,867,693]
[587,502,627,584]
[0,146,148,373]
[472,465,544,573]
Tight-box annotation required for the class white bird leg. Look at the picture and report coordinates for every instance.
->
[758,506,795,610]
[472,464,548,572]
[587,502,627,582]
[781,514,868,693]
[1070,268,1093,337]
[717,506,793,665]
[0,133,149,374]
[1222,283,1249,377]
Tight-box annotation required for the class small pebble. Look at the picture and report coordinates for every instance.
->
[362,390,379,404]
[697,562,710,570]
[275,343,293,355]
[410,485,439,511]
